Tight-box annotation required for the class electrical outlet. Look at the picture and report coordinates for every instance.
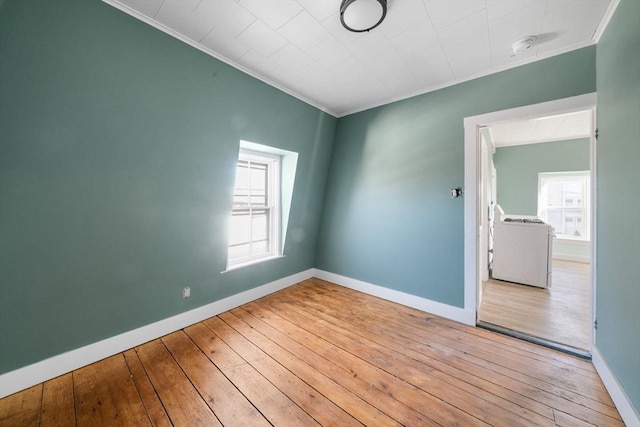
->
[182,287,190,299]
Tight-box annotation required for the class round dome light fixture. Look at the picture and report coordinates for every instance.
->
[340,0,387,33]
[512,36,537,55]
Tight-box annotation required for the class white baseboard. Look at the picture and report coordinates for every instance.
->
[313,269,476,326]
[312,270,639,425]
[8,266,636,427]
[0,269,314,399]
[592,346,640,427]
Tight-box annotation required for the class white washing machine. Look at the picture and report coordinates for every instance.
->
[491,206,554,288]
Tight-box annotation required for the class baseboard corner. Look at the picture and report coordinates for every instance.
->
[592,346,640,427]
[312,269,475,326]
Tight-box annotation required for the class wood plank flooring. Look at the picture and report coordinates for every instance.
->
[0,278,621,426]
[479,260,591,350]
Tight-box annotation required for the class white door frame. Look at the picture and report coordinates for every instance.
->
[463,93,597,343]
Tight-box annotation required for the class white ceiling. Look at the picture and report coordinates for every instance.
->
[105,0,616,117]
[488,109,592,147]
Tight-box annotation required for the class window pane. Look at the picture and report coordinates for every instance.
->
[233,162,249,207]
[546,181,564,207]
[565,208,585,237]
[234,162,249,189]
[251,209,269,242]
[227,148,281,268]
[539,172,589,240]
[250,192,266,206]
[546,209,563,234]
[233,191,249,207]
[250,163,267,191]
[249,163,267,206]
[229,243,250,260]
[251,239,269,256]
[229,211,250,246]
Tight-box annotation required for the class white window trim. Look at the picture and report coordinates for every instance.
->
[225,148,282,270]
[538,171,590,241]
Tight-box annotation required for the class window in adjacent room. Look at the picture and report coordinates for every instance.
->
[538,171,590,240]
[227,148,281,268]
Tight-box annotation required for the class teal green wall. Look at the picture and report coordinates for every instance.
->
[2,3,637,417]
[0,0,336,374]
[493,139,590,216]
[493,139,591,261]
[595,0,640,412]
[316,47,597,306]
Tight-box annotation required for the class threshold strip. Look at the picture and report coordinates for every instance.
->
[476,321,592,360]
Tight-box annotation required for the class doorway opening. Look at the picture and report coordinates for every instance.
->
[463,94,597,357]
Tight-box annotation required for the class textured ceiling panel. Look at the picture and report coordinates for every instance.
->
[105,0,616,116]
[489,110,592,147]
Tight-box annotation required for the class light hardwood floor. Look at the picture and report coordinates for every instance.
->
[479,260,592,351]
[0,278,620,426]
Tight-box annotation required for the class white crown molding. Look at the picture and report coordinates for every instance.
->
[593,0,621,42]
[102,0,615,119]
[338,39,599,117]
[0,269,314,399]
[592,346,640,427]
[313,269,476,326]
[101,0,338,118]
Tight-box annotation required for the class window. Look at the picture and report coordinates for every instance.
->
[227,149,281,268]
[538,171,590,240]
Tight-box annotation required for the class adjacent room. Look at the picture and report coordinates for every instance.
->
[477,111,594,353]
[1,0,638,425]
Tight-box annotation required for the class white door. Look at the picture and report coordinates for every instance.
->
[479,133,490,284]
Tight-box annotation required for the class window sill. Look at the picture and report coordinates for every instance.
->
[221,255,285,274]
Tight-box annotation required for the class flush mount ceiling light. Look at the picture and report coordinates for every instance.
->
[340,0,387,33]
[511,36,538,55]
